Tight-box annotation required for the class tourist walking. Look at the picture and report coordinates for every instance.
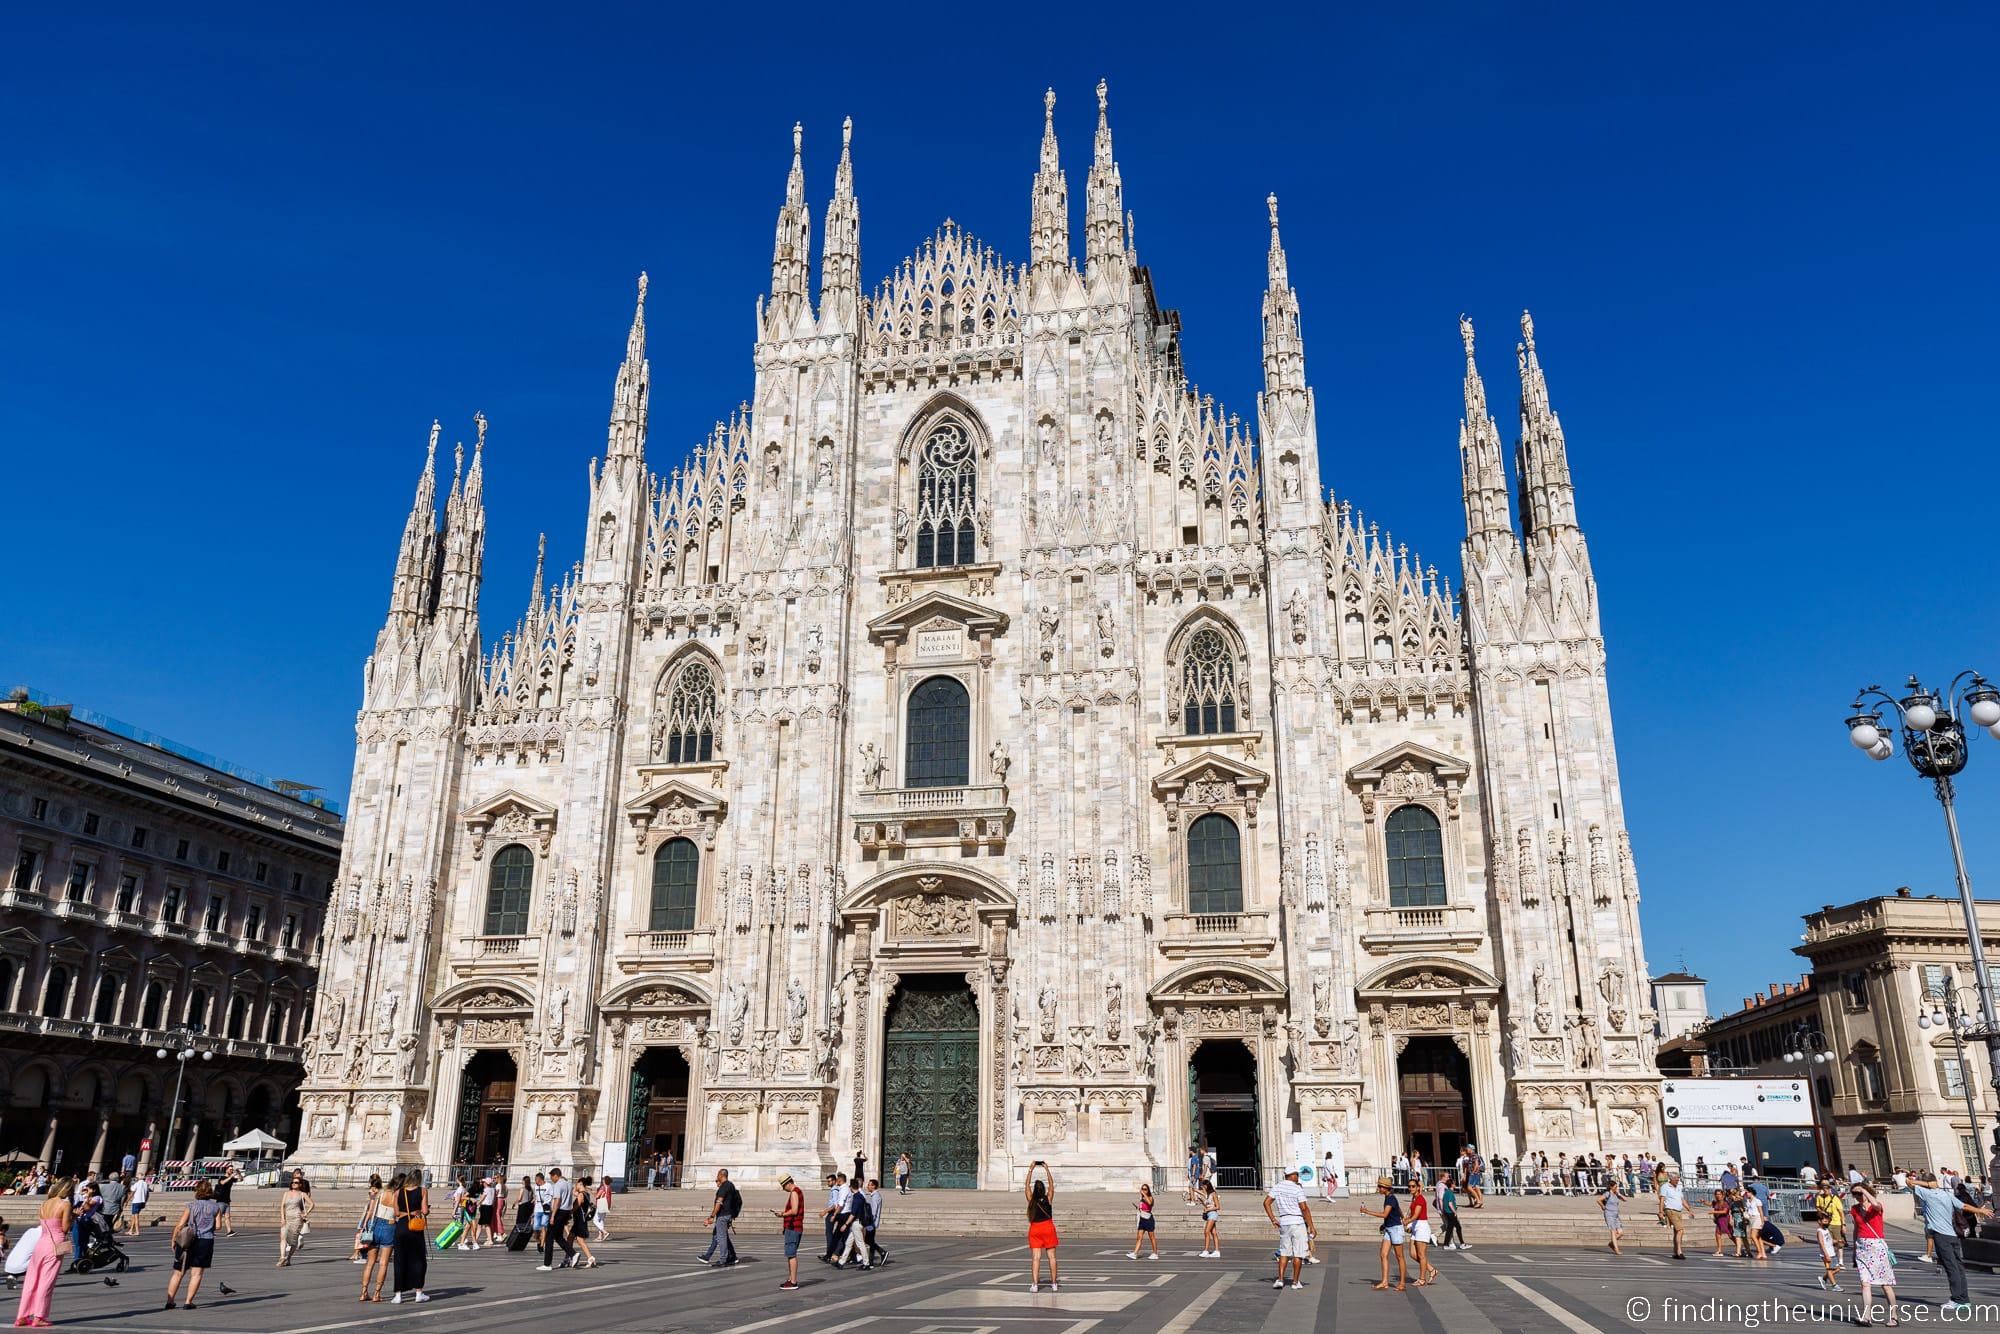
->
[1127,1183,1159,1260]
[14,1179,71,1327]
[819,1173,846,1261]
[1813,1184,1847,1263]
[539,1169,576,1271]
[163,1178,225,1311]
[389,1170,430,1303]
[1185,1145,1202,1198]
[474,1175,498,1248]
[1198,1177,1222,1258]
[1709,1188,1732,1256]
[96,1173,127,1241]
[1405,1180,1438,1285]
[1262,1165,1314,1292]
[832,1183,873,1269]
[1437,1173,1468,1250]
[357,1175,391,1296]
[1321,1152,1339,1201]
[566,1179,599,1268]
[772,1173,805,1291]
[698,1169,741,1268]
[591,1176,612,1242]
[1025,1161,1059,1293]
[1655,1168,1687,1260]
[862,1178,887,1265]
[1913,1169,1989,1314]
[896,1153,912,1195]
[1740,1182,1768,1260]
[1599,1179,1625,1254]
[1360,1175,1407,1291]
[125,1173,150,1237]
[278,1171,313,1266]
[1849,1182,1897,1324]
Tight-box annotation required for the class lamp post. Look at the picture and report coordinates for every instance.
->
[1917,976,2000,1176]
[154,1025,212,1170]
[1846,671,2000,1160]
[1782,1021,1837,1177]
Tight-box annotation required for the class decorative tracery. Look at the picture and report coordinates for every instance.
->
[654,657,721,764]
[915,422,977,568]
[1174,624,1245,735]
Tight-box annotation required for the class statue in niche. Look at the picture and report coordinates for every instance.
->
[547,986,569,1044]
[1095,601,1115,656]
[804,624,823,674]
[1280,454,1301,500]
[1037,417,1058,465]
[1509,1019,1532,1072]
[989,741,1010,784]
[1532,963,1553,1033]
[724,980,750,1045]
[1286,588,1308,644]
[1597,963,1626,1007]
[858,742,885,791]
[1036,604,1060,661]
[814,438,833,484]
[1103,975,1123,1040]
[374,989,400,1045]
[1311,972,1332,1037]
[1095,415,1114,461]
[1037,985,1058,1043]
[893,505,910,550]
[785,978,808,1045]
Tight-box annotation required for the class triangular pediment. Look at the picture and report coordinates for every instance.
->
[866,589,1008,644]
[624,777,726,821]
[1152,751,1270,800]
[1346,741,1469,786]
[462,788,558,824]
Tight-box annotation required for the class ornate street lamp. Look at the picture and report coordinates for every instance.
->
[1782,1022,1837,1173]
[1917,974,2000,1173]
[1846,670,2000,1158]
[153,1025,212,1169]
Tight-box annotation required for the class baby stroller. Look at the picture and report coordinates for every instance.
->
[71,1213,130,1274]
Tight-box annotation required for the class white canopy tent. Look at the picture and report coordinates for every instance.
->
[219,1129,288,1155]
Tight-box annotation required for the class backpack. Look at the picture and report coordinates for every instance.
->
[848,1194,873,1229]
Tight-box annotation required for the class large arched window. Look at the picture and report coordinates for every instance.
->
[227,993,249,1039]
[914,420,977,568]
[905,676,971,788]
[1187,813,1244,915]
[140,979,165,1030]
[1177,625,1242,735]
[484,844,535,936]
[42,964,73,1019]
[92,976,120,1024]
[658,658,720,764]
[187,986,211,1029]
[1384,805,1447,909]
[649,838,700,932]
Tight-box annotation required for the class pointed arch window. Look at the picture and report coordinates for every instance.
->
[1384,805,1447,908]
[905,676,971,788]
[659,658,720,764]
[1187,814,1244,915]
[484,844,534,936]
[915,421,977,568]
[1176,625,1242,735]
[649,838,700,933]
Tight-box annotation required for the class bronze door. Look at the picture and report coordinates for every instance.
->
[882,983,979,1188]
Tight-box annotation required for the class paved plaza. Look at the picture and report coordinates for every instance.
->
[20,1223,2000,1333]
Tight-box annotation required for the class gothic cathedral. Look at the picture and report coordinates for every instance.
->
[295,85,1661,1187]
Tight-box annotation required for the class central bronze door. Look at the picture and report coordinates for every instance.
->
[881,978,979,1188]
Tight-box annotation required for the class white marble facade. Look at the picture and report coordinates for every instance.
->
[292,86,1661,1187]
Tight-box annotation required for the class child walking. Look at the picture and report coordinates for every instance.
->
[1810,1214,1842,1291]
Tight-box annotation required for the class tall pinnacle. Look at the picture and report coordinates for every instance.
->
[1458,315,1513,544]
[388,421,442,626]
[1515,309,1577,537]
[1259,194,1307,397]
[820,116,861,312]
[608,272,649,461]
[1029,88,1070,286]
[768,122,813,326]
[1083,78,1126,277]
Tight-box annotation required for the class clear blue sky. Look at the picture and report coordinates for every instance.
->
[4,6,1994,1014]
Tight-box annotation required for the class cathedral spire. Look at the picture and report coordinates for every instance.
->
[1458,315,1514,544]
[1260,194,1307,397]
[819,116,861,322]
[1028,88,1071,292]
[435,416,487,625]
[607,272,649,463]
[1514,310,1578,538]
[387,421,441,628]
[527,531,547,625]
[1083,79,1126,278]
[767,122,813,332]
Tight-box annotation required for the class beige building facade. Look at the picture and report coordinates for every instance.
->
[1796,889,2000,1179]
[294,88,1659,1187]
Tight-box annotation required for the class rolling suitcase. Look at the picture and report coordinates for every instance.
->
[434,1218,466,1250]
[506,1223,531,1252]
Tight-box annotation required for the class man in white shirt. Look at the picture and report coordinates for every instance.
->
[1262,1167,1315,1291]
[1800,1163,1818,1186]
[1848,1165,1866,1189]
[1655,1168,1687,1260]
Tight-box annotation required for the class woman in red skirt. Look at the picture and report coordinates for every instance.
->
[1025,1161,1059,1293]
